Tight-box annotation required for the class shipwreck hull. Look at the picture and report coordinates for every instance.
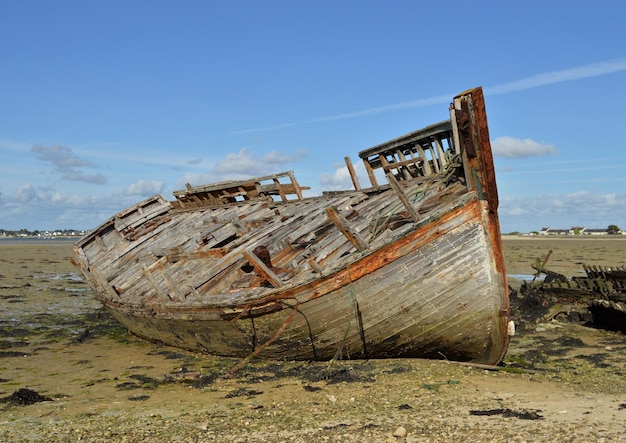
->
[73,87,510,365]
[99,200,506,362]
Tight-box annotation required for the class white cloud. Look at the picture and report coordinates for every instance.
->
[51,192,65,204]
[214,147,307,175]
[125,180,165,196]
[175,172,212,189]
[605,193,617,206]
[319,160,375,192]
[500,190,626,232]
[214,147,273,175]
[319,165,353,191]
[551,198,565,208]
[492,137,558,158]
[177,147,308,188]
[507,206,529,216]
[31,144,108,184]
[0,184,134,230]
[15,183,38,203]
[62,171,108,184]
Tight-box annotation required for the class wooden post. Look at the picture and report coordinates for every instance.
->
[385,173,420,222]
[434,138,446,169]
[363,158,378,188]
[396,150,412,180]
[325,207,369,252]
[272,178,287,201]
[287,171,304,199]
[344,156,361,190]
[415,145,432,175]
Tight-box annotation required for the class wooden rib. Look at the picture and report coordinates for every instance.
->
[142,265,170,299]
[242,249,283,288]
[325,207,369,252]
[162,269,185,301]
[307,257,323,274]
[385,173,420,222]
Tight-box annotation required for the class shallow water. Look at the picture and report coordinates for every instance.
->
[0,241,101,346]
[0,237,78,245]
[507,273,545,282]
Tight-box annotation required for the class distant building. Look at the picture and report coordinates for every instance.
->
[539,226,614,236]
[584,228,601,235]
[539,227,571,235]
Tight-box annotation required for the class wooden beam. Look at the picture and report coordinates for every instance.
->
[242,249,283,288]
[363,158,379,187]
[344,156,361,190]
[142,265,170,299]
[272,178,287,201]
[161,269,186,301]
[325,207,369,252]
[395,150,413,180]
[434,138,446,169]
[385,173,420,222]
[415,145,432,175]
[307,257,323,274]
[288,171,304,199]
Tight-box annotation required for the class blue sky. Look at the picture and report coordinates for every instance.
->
[1,1,625,234]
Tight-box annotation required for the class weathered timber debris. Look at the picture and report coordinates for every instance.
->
[513,251,626,333]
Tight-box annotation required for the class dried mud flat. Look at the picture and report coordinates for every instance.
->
[0,237,625,442]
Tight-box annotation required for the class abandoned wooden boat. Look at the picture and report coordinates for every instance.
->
[72,87,511,365]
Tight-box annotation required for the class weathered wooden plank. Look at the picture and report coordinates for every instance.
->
[114,196,171,232]
[325,207,369,252]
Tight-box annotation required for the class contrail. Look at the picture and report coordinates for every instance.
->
[230,94,451,135]
[231,58,626,135]
[501,163,626,175]
[484,58,626,95]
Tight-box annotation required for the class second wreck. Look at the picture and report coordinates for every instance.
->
[72,87,511,365]
[513,254,626,334]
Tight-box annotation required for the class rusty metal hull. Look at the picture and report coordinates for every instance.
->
[72,87,510,365]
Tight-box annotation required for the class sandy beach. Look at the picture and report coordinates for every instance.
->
[1,237,625,442]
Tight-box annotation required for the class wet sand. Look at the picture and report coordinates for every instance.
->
[1,237,625,442]
[503,235,626,277]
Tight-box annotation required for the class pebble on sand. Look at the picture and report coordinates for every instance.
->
[392,426,407,438]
